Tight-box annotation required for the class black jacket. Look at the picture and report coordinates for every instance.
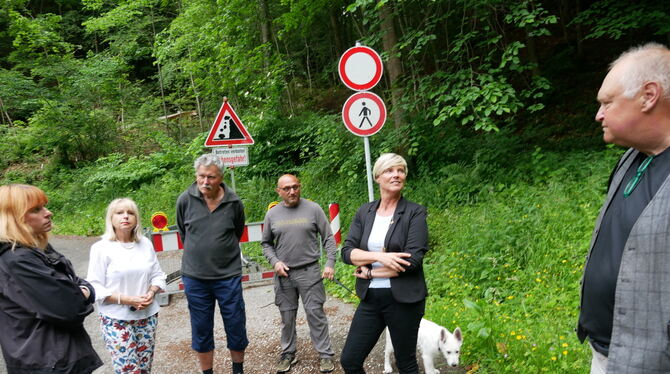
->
[342,197,429,303]
[0,241,102,374]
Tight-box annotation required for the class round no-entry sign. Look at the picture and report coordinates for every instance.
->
[342,91,386,137]
[338,46,383,91]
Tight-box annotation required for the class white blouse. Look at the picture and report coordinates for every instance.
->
[367,214,392,288]
[86,236,167,320]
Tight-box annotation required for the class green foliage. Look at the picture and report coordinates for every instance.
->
[7,10,74,70]
[572,0,670,40]
[82,0,174,63]
[505,1,558,37]
[0,123,31,168]
[82,135,198,195]
[0,68,42,121]
[33,134,202,235]
[154,0,287,116]
[421,148,620,372]
[2,0,663,176]
[424,69,526,131]
[27,100,118,165]
[385,0,557,132]
[276,0,333,37]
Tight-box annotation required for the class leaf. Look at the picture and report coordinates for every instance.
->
[463,298,482,312]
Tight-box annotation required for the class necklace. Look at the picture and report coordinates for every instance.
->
[623,154,655,198]
[119,241,135,249]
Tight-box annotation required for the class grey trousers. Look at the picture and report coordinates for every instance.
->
[274,263,334,358]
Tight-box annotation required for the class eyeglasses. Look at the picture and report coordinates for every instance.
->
[623,155,654,198]
[280,185,300,192]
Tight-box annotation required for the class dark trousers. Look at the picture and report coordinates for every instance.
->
[340,288,424,374]
[182,275,249,352]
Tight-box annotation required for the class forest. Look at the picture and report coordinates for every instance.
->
[2,0,670,372]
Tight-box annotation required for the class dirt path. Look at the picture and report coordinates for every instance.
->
[0,236,389,374]
[150,284,388,374]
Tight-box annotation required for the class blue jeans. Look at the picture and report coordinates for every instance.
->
[340,288,424,374]
[182,275,249,352]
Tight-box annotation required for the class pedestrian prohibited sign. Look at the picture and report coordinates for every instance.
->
[338,46,383,91]
[341,91,386,137]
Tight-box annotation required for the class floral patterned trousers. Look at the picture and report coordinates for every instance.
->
[100,313,158,374]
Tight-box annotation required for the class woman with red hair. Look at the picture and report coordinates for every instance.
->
[0,184,102,374]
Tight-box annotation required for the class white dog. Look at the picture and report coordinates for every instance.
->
[383,318,463,374]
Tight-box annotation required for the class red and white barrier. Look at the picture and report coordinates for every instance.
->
[152,231,183,252]
[153,201,341,294]
[151,222,274,287]
[152,222,265,251]
[329,203,341,245]
[239,222,264,243]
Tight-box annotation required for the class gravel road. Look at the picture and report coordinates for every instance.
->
[0,235,395,374]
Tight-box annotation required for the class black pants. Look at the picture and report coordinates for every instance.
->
[340,288,424,374]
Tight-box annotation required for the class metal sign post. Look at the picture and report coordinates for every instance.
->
[229,167,236,192]
[363,137,374,202]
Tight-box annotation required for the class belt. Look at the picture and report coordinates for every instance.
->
[289,261,318,271]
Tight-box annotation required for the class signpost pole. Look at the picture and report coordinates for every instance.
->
[229,167,236,192]
[363,136,374,202]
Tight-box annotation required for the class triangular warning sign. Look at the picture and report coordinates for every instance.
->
[204,101,254,147]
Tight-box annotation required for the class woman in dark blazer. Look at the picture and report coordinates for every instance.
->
[340,153,429,374]
[0,184,103,374]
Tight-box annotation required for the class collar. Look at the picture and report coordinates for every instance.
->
[187,182,239,204]
[365,196,407,215]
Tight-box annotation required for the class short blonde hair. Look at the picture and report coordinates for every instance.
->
[101,198,143,242]
[0,184,49,249]
[373,153,408,179]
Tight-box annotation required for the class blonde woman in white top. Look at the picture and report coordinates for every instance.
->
[87,198,166,373]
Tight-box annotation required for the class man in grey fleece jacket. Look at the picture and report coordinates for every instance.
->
[176,154,247,374]
[262,174,337,373]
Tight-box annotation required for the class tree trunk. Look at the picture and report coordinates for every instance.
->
[118,83,124,127]
[525,25,541,76]
[329,8,343,55]
[258,0,272,70]
[574,0,583,58]
[304,36,312,91]
[189,70,204,131]
[0,97,13,127]
[149,5,172,134]
[378,0,404,132]
[282,41,296,115]
[558,0,570,43]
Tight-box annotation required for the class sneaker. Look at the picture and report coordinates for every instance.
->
[276,353,297,373]
[319,357,335,373]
